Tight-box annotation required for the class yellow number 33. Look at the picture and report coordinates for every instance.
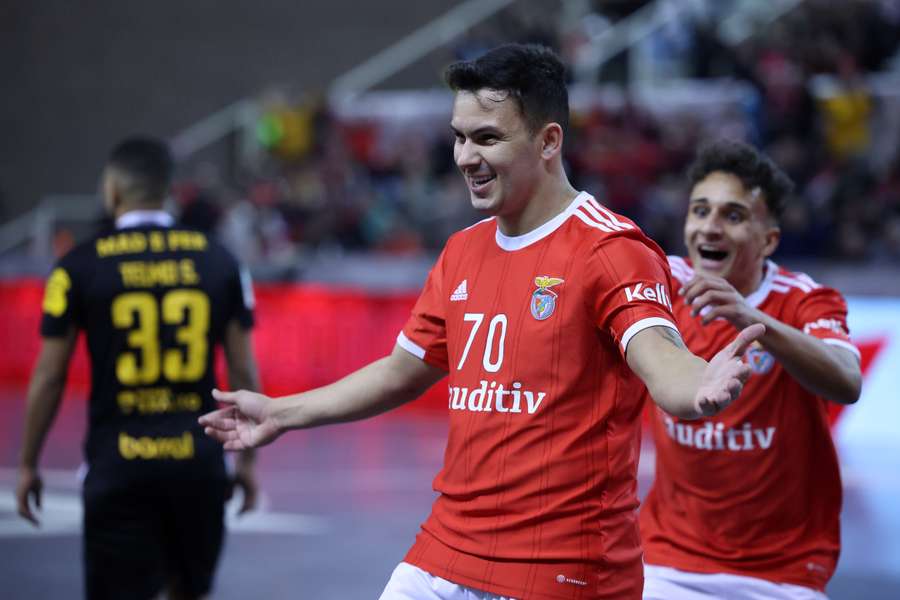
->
[112,290,210,385]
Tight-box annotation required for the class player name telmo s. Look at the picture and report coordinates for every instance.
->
[661,415,776,451]
[119,259,200,288]
[449,380,546,414]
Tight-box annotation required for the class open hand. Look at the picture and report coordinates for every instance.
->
[199,389,282,450]
[694,323,765,416]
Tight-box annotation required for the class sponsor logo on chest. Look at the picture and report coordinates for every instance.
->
[661,414,776,451]
[448,379,547,415]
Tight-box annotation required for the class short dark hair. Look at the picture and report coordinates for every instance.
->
[687,139,794,221]
[444,43,569,136]
[107,136,174,203]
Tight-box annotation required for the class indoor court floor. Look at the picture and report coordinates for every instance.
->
[0,386,898,599]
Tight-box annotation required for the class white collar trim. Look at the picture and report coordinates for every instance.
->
[494,191,591,252]
[116,210,174,230]
[745,259,778,308]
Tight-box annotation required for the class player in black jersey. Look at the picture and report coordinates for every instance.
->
[15,136,260,600]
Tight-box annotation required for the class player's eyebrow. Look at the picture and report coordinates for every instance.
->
[450,125,502,138]
[725,202,751,213]
[688,197,751,213]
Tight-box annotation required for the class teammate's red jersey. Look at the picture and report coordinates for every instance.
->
[397,192,678,599]
[641,256,860,592]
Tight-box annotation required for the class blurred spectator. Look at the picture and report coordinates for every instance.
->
[178,189,222,234]
[814,55,873,161]
[155,0,900,273]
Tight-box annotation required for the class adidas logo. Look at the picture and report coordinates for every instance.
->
[450,280,468,301]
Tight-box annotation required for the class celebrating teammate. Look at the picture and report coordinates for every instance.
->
[640,139,862,600]
[200,45,763,600]
[16,136,261,600]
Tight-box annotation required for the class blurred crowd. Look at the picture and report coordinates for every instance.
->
[175,0,900,276]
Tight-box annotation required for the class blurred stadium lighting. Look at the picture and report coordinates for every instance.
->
[328,0,517,104]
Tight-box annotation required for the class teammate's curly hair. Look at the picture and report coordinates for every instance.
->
[687,139,794,221]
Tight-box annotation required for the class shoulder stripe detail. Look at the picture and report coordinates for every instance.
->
[578,202,625,232]
[669,267,690,285]
[773,274,819,294]
[667,255,688,269]
[573,208,616,233]
[667,256,694,284]
[775,273,819,288]
[822,338,862,360]
[620,317,680,355]
[396,332,426,360]
[794,272,820,288]
[771,282,791,294]
[586,197,634,229]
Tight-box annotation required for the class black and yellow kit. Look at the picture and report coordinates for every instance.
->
[40,214,254,599]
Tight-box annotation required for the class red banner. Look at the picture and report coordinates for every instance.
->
[0,280,448,412]
[2,280,883,421]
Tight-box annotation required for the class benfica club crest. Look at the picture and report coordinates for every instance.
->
[745,342,775,374]
[530,276,565,320]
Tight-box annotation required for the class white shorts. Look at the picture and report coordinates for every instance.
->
[642,564,829,600]
[378,562,518,600]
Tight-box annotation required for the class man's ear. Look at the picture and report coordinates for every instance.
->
[101,168,121,217]
[763,225,781,258]
[539,122,564,160]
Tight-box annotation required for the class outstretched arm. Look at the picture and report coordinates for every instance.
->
[626,323,764,419]
[17,329,78,525]
[682,273,861,404]
[200,343,446,450]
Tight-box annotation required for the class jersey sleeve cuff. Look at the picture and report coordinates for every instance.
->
[822,337,861,360]
[620,317,680,354]
[397,331,426,360]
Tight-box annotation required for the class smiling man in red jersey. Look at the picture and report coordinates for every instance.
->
[640,139,862,600]
[199,46,765,600]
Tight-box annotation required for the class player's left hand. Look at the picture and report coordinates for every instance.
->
[228,455,258,515]
[15,466,42,526]
[680,273,763,329]
[694,323,765,416]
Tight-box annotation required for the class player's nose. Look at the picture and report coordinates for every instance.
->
[698,214,724,236]
[455,139,481,170]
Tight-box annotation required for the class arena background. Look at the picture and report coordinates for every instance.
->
[1,1,899,598]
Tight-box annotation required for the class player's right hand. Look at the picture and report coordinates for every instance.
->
[200,389,282,450]
[16,466,42,526]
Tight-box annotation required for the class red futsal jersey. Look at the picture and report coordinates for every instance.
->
[641,257,860,592]
[397,192,678,599]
